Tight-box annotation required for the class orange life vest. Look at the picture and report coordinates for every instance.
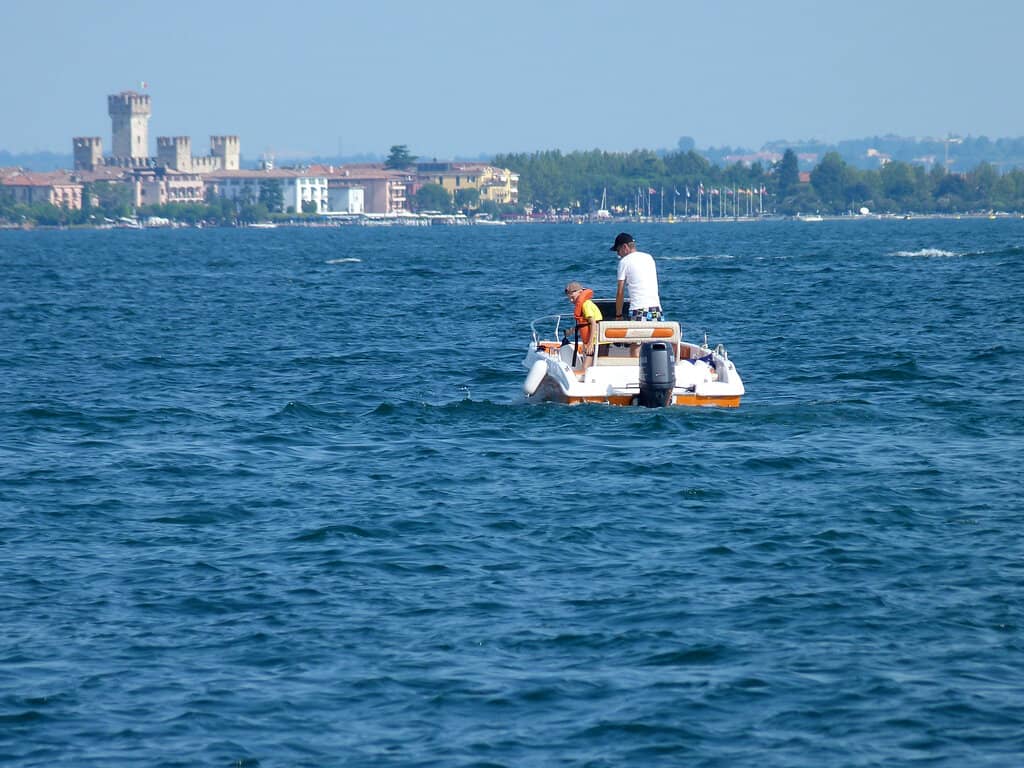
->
[573,288,598,345]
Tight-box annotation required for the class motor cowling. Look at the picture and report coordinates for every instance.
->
[638,341,676,407]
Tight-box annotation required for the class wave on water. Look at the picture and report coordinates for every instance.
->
[661,253,735,261]
[894,244,1023,259]
[325,257,361,264]
[892,248,961,258]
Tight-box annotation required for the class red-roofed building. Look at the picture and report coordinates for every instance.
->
[0,172,84,210]
[204,169,330,213]
[308,164,411,214]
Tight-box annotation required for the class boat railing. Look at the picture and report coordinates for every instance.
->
[530,313,576,345]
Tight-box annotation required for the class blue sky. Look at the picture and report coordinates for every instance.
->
[3,0,1022,160]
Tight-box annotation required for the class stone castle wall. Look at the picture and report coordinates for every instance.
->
[73,93,240,175]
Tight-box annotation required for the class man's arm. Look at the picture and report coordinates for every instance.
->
[615,280,625,318]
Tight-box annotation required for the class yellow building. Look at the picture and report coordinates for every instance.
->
[416,162,519,205]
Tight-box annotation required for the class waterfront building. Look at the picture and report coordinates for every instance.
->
[131,167,206,207]
[327,185,365,215]
[205,169,329,213]
[310,165,411,214]
[0,171,84,210]
[415,162,519,205]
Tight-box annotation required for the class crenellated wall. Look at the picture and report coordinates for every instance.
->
[210,136,240,171]
[108,92,152,161]
[73,137,103,170]
[157,136,192,172]
[72,92,242,178]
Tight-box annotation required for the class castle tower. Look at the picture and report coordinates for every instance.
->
[157,136,192,171]
[210,135,240,171]
[73,137,103,171]
[108,91,152,161]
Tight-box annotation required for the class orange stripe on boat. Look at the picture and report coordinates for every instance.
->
[564,394,741,407]
[603,326,675,339]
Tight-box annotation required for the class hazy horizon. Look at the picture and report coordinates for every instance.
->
[4,0,1022,159]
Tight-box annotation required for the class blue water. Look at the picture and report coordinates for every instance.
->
[2,220,1023,766]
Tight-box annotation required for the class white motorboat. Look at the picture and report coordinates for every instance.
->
[522,300,744,407]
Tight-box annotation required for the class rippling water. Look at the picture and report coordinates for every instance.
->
[2,220,1023,766]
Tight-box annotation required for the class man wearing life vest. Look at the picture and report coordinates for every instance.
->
[565,281,603,367]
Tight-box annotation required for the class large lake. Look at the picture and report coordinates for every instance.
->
[2,219,1022,766]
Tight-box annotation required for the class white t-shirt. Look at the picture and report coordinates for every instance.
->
[616,250,661,309]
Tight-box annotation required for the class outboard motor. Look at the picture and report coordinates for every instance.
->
[638,341,676,407]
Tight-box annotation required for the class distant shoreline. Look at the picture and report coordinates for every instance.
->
[1,211,1019,232]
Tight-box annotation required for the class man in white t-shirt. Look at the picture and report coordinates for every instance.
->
[611,232,663,321]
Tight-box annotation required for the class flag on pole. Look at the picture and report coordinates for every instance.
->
[139,81,148,89]
[685,186,690,198]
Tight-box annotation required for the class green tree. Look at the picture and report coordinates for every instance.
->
[238,202,270,223]
[92,180,134,218]
[478,200,501,218]
[0,188,16,222]
[259,179,284,212]
[384,145,418,170]
[301,199,318,214]
[810,152,852,212]
[776,149,800,198]
[414,183,452,212]
[968,162,999,206]
[454,187,480,211]
[880,162,919,207]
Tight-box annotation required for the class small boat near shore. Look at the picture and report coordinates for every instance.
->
[522,299,744,407]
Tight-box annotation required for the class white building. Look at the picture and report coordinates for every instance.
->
[327,186,365,214]
[205,170,330,213]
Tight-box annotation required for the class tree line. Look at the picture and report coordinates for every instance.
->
[493,148,1024,215]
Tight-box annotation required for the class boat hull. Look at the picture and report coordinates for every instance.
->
[521,322,744,408]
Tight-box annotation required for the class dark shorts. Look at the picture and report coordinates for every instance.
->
[629,307,663,321]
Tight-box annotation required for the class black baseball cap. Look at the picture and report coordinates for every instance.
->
[610,232,634,251]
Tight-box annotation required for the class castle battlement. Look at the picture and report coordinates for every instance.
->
[157,136,193,172]
[210,135,240,149]
[73,91,240,176]
[73,137,103,170]
[108,91,151,160]
[210,135,240,170]
[107,92,152,115]
[191,156,221,173]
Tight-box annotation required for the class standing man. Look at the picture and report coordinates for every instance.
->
[611,232,662,321]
